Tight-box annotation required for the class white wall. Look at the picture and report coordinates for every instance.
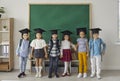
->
[0,0,119,70]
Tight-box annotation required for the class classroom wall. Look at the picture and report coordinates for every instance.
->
[0,0,119,70]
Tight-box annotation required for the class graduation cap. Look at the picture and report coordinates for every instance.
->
[61,30,72,36]
[90,28,102,34]
[19,28,30,34]
[76,28,87,35]
[50,29,58,34]
[34,28,45,34]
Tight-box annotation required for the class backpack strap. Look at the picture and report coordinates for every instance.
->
[28,41,30,48]
[19,39,23,48]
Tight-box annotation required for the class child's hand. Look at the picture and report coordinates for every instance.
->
[86,53,89,57]
[102,51,105,55]
[74,48,77,51]
[16,54,19,57]
[29,54,33,59]
[60,54,63,58]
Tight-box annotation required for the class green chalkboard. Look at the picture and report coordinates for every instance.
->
[29,4,91,43]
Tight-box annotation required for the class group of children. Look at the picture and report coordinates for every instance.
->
[16,27,106,80]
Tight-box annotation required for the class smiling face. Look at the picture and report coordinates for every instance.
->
[22,33,29,40]
[79,31,85,38]
[36,33,42,39]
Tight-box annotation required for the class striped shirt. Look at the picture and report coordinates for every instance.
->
[48,39,60,57]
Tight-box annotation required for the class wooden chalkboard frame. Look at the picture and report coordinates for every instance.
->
[29,3,92,43]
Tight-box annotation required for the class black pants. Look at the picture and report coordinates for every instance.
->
[49,56,59,75]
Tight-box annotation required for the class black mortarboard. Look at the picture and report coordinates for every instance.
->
[90,28,102,34]
[19,28,30,34]
[76,28,87,35]
[34,28,45,34]
[50,29,58,34]
[61,30,72,36]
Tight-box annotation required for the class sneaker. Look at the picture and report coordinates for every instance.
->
[77,73,82,78]
[48,75,52,78]
[35,73,39,78]
[56,74,59,78]
[66,72,71,76]
[62,73,67,77]
[97,74,101,79]
[17,73,23,78]
[90,73,95,78]
[22,72,26,76]
[38,73,42,78]
[83,73,87,78]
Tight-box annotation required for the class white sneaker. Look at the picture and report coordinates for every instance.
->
[77,73,82,78]
[38,73,42,78]
[90,73,95,78]
[97,74,101,79]
[35,73,39,78]
[83,73,87,78]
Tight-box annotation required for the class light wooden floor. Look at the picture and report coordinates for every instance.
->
[0,70,120,81]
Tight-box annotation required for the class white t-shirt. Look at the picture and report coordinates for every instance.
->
[30,39,46,49]
[61,40,75,49]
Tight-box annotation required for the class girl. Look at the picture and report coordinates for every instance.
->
[30,28,47,78]
[89,28,106,79]
[76,28,89,78]
[48,30,60,78]
[16,28,30,78]
[61,30,76,77]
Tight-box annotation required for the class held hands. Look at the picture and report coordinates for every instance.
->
[29,54,33,59]
[86,53,89,57]
[74,47,77,52]
[60,54,63,58]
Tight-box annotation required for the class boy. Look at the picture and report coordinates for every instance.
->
[48,30,60,78]
[16,28,30,78]
[89,28,106,79]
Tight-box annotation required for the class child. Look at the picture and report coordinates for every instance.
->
[76,28,89,78]
[30,28,48,78]
[48,30,60,78]
[89,28,106,79]
[60,30,76,77]
[16,28,30,78]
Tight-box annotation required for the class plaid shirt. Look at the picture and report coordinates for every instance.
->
[48,39,60,57]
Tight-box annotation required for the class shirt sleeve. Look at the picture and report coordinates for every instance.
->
[77,38,79,42]
[70,42,76,49]
[89,39,92,51]
[85,38,88,42]
[100,39,106,53]
[30,40,35,47]
[42,40,47,47]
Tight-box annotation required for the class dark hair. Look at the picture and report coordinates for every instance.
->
[79,31,86,38]
[35,33,43,39]
[21,33,29,40]
[62,35,71,42]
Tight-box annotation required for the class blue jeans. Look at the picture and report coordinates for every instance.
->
[49,56,59,75]
[19,56,27,73]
